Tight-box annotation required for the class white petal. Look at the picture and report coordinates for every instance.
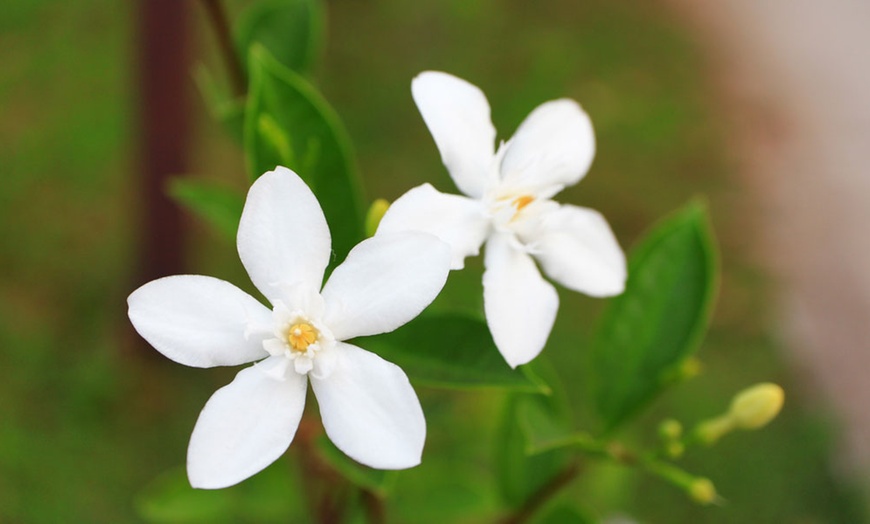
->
[483,233,559,368]
[523,204,626,297]
[310,343,425,469]
[500,99,595,192]
[376,184,490,269]
[412,71,497,198]
[127,275,272,368]
[237,167,332,302]
[187,357,308,489]
[322,232,451,340]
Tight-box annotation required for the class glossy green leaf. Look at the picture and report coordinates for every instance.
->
[591,200,718,432]
[517,401,606,458]
[135,463,304,523]
[494,361,574,507]
[315,435,398,496]
[167,177,244,240]
[495,396,575,507]
[235,0,324,75]
[245,44,365,263]
[359,314,546,392]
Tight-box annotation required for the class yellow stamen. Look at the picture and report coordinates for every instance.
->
[287,322,317,352]
[512,195,534,212]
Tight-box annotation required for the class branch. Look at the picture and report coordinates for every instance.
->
[498,461,582,524]
[199,0,246,97]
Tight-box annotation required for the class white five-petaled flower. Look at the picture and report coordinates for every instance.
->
[377,71,627,368]
[128,167,451,489]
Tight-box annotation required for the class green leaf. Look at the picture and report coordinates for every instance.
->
[245,44,365,263]
[359,314,547,392]
[135,463,304,523]
[591,199,718,432]
[495,395,575,507]
[194,65,245,142]
[235,0,324,75]
[167,178,244,240]
[494,360,575,507]
[315,435,398,496]
[517,401,605,458]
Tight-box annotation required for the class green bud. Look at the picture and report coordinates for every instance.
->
[688,477,717,505]
[659,419,683,441]
[728,383,785,430]
[666,441,685,459]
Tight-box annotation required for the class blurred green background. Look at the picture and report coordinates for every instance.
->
[1,0,867,522]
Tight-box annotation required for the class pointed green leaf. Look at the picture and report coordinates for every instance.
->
[235,0,324,75]
[591,200,718,432]
[359,314,546,392]
[167,178,244,240]
[245,45,365,263]
[494,361,574,507]
[517,401,606,458]
[495,395,575,507]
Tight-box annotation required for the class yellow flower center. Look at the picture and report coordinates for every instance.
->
[287,322,318,352]
[512,195,534,212]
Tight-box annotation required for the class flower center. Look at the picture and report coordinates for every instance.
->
[512,195,534,214]
[286,322,318,352]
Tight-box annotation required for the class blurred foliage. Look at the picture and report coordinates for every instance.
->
[0,0,867,522]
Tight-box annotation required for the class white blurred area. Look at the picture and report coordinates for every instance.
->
[669,0,870,478]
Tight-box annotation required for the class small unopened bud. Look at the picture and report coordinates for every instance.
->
[658,419,683,441]
[365,198,390,237]
[679,357,702,379]
[688,477,717,505]
[665,441,685,459]
[728,383,784,430]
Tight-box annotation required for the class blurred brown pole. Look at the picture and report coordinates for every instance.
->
[136,1,191,285]
[129,1,191,356]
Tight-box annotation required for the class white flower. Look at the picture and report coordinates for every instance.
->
[128,167,451,489]
[377,71,626,368]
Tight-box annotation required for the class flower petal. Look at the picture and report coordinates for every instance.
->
[376,183,490,269]
[500,99,595,192]
[322,232,450,340]
[237,166,332,302]
[412,71,497,198]
[311,343,425,469]
[127,275,272,368]
[483,233,559,368]
[187,357,308,489]
[523,204,626,297]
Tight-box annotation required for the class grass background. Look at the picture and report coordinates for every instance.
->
[0,0,866,521]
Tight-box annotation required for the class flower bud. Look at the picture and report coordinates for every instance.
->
[365,198,390,237]
[728,383,784,430]
[688,477,717,505]
[666,441,685,459]
[658,419,683,441]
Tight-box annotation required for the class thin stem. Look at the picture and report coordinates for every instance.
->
[498,461,582,524]
[360,489,387,524]
[199,0,246,96]
[295,417,350,524]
